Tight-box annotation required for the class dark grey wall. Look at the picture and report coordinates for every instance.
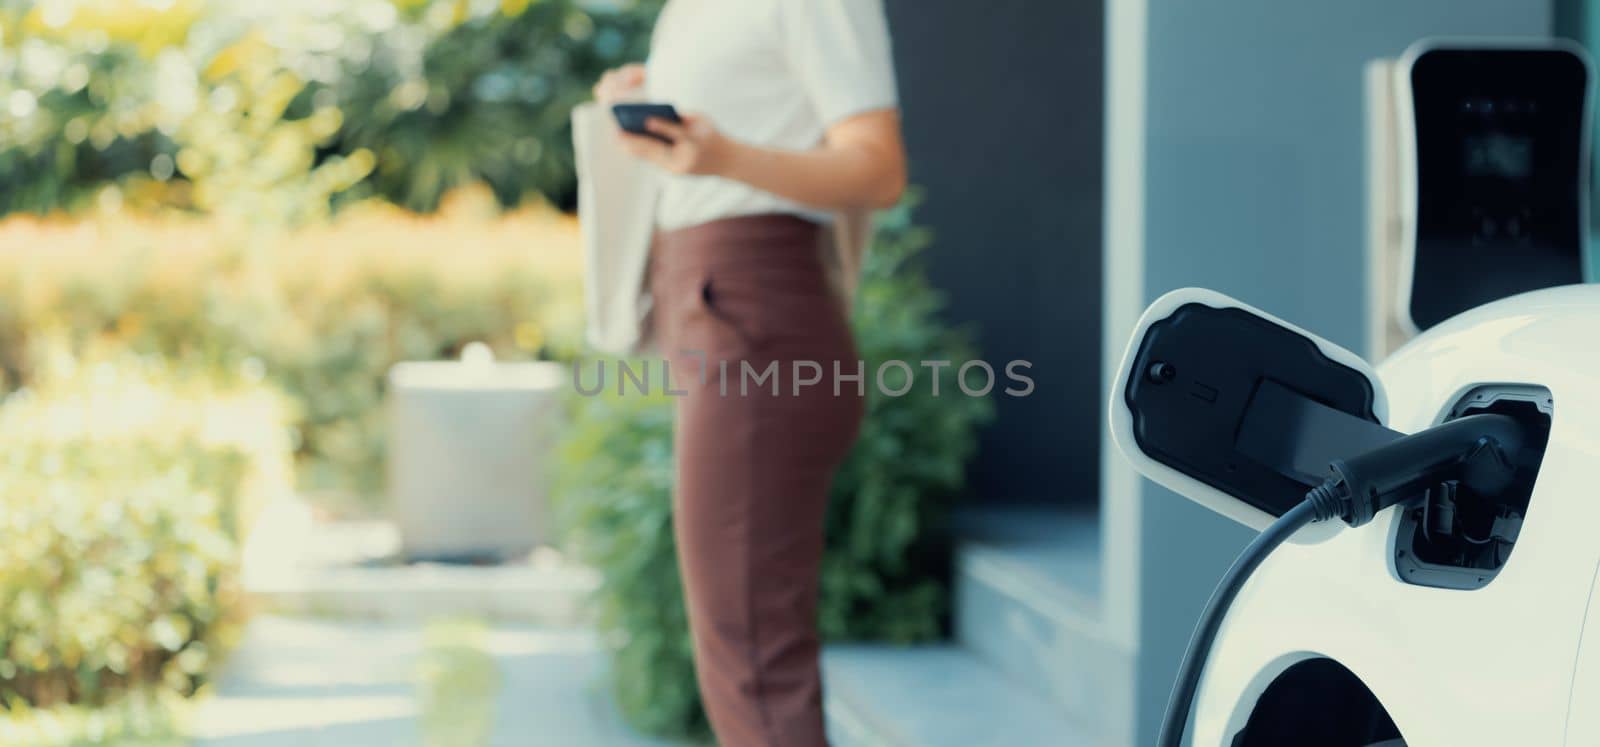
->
[1132,2,1554,744]
[884,0,1105,507]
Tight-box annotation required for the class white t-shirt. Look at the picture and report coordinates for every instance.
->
[645,0,898,232]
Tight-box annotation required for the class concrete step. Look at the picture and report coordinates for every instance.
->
[823,645,1096,747]
[192,616,674,746]
[242,497,597,624]
[247,560,598,624]
[954,507,1134,745]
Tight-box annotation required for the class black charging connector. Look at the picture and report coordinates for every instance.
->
[1157,412,1526,747]
[1310,413,1524,528]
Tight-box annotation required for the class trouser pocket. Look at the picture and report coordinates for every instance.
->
[694,274,763,352]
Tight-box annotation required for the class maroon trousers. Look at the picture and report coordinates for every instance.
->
[651,214,864,747]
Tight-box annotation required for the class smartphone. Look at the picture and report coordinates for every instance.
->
[612,103,682,144]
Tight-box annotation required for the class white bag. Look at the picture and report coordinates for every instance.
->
[572,102,874,355]
[573,102,660,354]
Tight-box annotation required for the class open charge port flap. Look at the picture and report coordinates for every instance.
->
[1393,385,1552,590]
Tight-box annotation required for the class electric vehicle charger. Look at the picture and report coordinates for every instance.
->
[1108,288,1533,747]
[1109,38,1592,744]
[1157,413,1525,747]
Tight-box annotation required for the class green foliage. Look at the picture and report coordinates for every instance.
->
[554,200,993,739]
[0,689,189,747]
[0,353,293,720]
[0,0,664,218]
[553,389,696,737]
[0,206,583,513]
[320,0,663,211]
[818,199,993,643]
[0,2,190,215]
[0,0,367,223]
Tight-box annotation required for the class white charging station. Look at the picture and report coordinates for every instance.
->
[1116,37,1600,747]
[1366,39,1592,360]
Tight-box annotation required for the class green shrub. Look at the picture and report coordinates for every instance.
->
[0,2,187,215]
[0,0,663,217]
[0,443,238,706]
[0,689,188,747]
[553,389,693,736]
[0,202,582,513]
[554,199,993,739]
[319,0,664,211]
[0,352,294,718]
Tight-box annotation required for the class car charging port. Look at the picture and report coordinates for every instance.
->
[1394,385,1552,590]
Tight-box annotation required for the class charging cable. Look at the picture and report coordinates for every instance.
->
[1157,413,1524,747]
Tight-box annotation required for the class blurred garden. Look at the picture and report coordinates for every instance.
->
[0,0,991,745]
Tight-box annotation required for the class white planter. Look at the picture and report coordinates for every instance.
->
[387,354,566,561]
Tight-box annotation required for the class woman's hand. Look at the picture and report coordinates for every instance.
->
[593,64,646,104]
[618,114,735,177]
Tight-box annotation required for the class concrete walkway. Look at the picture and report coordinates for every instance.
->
[191,616,679,747]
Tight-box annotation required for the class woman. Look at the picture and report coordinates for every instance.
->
[592,1,905,745]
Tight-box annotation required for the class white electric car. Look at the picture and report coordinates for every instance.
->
[1111,285,1599,747]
